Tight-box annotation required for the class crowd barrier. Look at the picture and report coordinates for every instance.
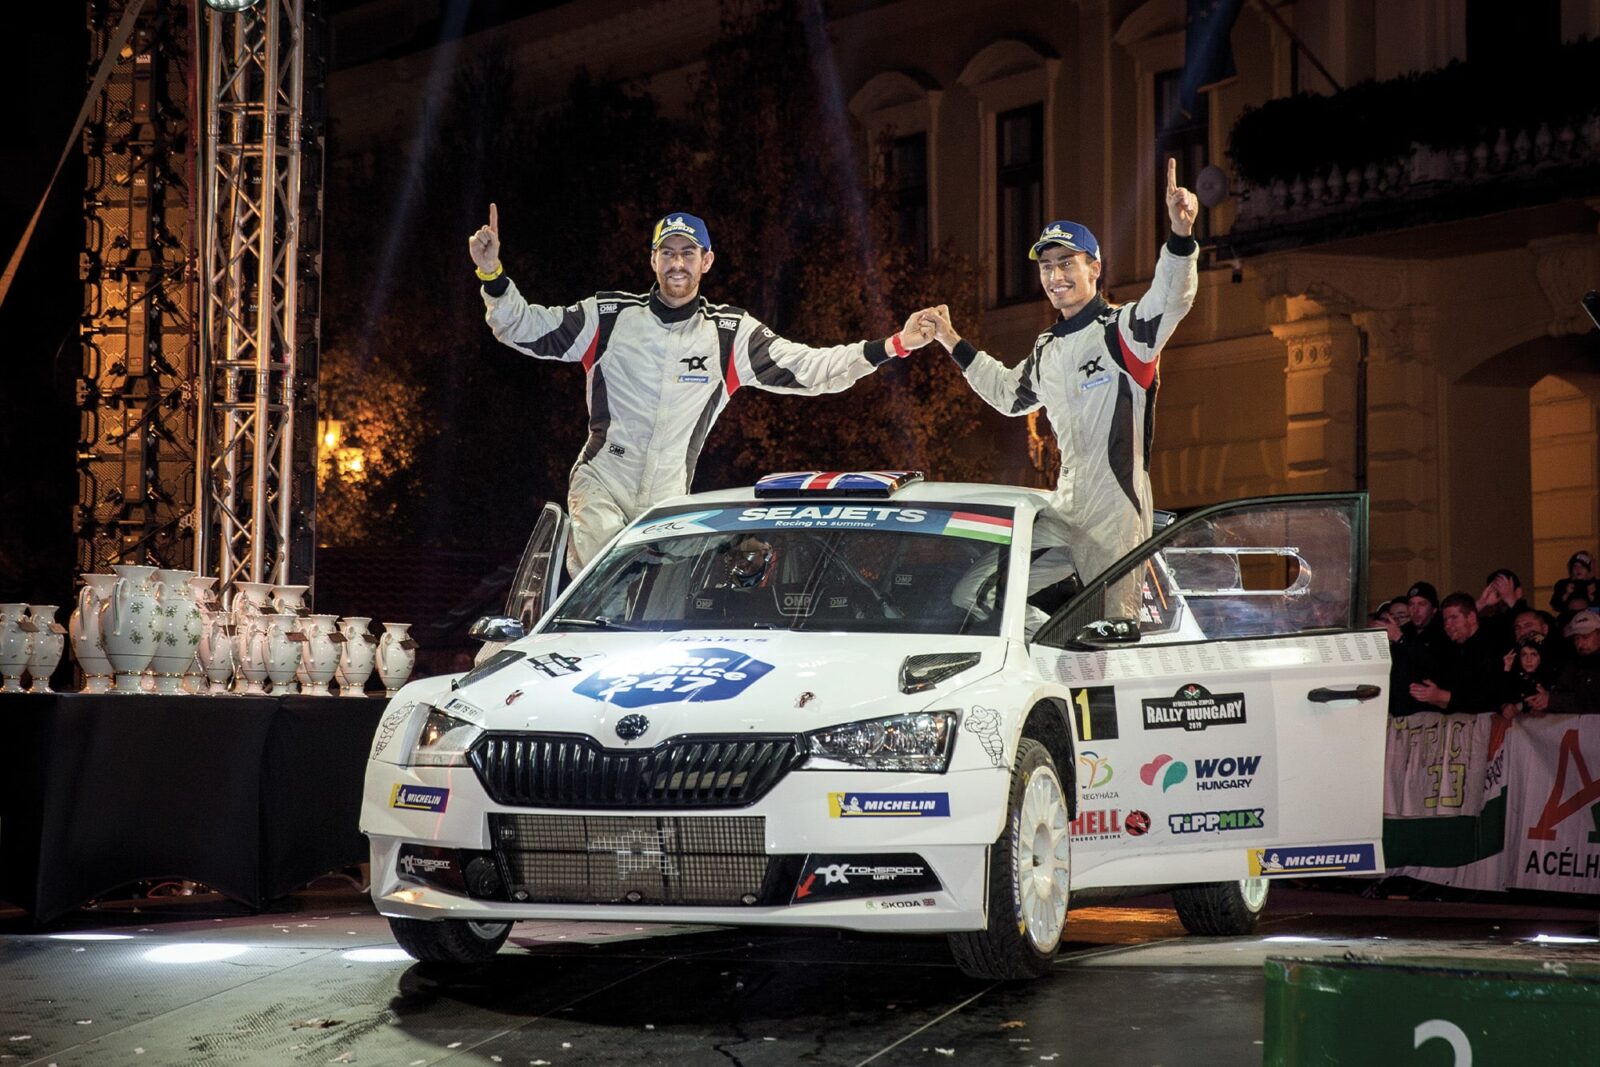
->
[1384,711,1600,894]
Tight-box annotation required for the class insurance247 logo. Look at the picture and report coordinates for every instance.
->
[572,646,773,708]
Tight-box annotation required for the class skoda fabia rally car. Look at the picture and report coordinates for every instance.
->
[361,472,1389,979]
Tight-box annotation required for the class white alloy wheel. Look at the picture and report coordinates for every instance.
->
[1016,763,1072,952]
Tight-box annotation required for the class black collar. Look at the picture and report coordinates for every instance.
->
[650,287,700,323]
[1050,294,1109,337]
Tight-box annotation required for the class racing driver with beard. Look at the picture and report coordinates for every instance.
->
[470,206,938,573]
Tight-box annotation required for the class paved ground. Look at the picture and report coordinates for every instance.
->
[0,885,1595,1066]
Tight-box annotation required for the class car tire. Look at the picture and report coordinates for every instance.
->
[387,916,512,964]
[948,738,1071,980]
[1170,878,1270,936]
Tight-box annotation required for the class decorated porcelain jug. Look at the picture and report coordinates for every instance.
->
[298,614,341,696]
[101,564,160,692]
[263,612,302,691]
[147,569,203,694]
[70,573,119,693]
[24,604,65,693]
[0,603,32,693]
[376,622,416,697]
[337,617,376,696]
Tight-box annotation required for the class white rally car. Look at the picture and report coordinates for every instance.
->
[361,471,1389,979]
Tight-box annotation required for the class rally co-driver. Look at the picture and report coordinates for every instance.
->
[469,206,937,572]
[927,159,1200,615]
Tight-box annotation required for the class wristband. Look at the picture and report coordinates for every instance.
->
[475,261,503,282]
[889,332,909,358]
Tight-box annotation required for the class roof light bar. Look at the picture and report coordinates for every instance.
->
[753,471,924,498]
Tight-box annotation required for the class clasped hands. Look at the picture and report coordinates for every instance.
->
[895,304,960,356]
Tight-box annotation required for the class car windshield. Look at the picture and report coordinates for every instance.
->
[546,502,1014,636]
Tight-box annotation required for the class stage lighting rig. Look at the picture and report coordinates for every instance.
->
[203,0,261,10]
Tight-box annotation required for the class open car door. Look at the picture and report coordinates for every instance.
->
[471,503,568,664]
[1031,493,1389,892]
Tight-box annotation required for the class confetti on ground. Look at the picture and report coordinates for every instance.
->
[1039,1056,1058,1062]
[134,1049,145,1055]
[328,1053,355,1064]
[1000,1021,1025,1030]
[447,1042,462,1049]
[292,1019,343,1029]
[644,1025,655,1030]
[7,1037,30,1043]
[75,1020,92,1026]
[935,1050,954,1057]
[561,1044,572,1049]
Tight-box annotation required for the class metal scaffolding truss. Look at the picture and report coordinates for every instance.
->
[195,0,318,591]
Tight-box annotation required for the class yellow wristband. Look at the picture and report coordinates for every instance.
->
[475,261,503,282]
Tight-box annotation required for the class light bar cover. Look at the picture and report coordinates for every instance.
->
[753,470,924,498]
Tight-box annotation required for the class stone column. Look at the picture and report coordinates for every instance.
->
[1353,308,1442,600]
[1271,317,1360,492]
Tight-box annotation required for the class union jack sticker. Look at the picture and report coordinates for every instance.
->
[754,470,924,498]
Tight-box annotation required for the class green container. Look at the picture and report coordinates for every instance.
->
[1264,955,1600,1066]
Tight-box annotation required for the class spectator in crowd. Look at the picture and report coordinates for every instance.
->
[1387,596,1411,630]
[1402,581,1449,658]
[1408,592,1505,714]
[1506,607,1565,676]
[1475,568,1528,651]
[1525,609,1600,715]
[1550,551,1598,614]
[1500,634,1561,719]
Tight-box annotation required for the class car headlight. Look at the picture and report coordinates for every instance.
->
[804,711,958,773]
[406,707,483,767]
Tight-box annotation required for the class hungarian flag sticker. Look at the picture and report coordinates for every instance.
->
[942,511,1013,544]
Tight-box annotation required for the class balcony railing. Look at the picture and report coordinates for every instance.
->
[1221,41,1600,253]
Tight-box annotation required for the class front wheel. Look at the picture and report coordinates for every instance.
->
[948,738,1071,980]
[1170,877,1270,936]
[388,916,512,964]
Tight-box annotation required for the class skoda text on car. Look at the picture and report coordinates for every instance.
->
[360,471,1389,979]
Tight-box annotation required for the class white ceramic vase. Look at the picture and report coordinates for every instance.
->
[184,576,219,692]
[337,617,376,696]
[376,622,415,697]
[70,573,119,693]
[0,603,32,693]
[272,585,310,693]
[147,569,202,694]
[198,614,236,694]
[234,620,271,696]
[102,565,160,692]
[263,613,302,692]
[24,605,65,693]
[298,613,341,696]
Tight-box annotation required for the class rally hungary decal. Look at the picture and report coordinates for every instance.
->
[1142,683,1247,732]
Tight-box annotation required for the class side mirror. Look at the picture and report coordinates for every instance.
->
[469,616,526,644]
[1069,617,1141,650]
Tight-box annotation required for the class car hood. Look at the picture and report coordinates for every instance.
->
[434,630,1004,739]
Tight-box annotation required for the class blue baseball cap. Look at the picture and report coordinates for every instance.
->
[1028,220,1099,261]
[651,212,712,251]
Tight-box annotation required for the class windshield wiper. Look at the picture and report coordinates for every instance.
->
[550,616,646,631]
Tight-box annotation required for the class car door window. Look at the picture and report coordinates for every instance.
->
[1034,495,1367,647]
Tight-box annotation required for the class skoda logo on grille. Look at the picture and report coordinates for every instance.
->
[615,713,650,741]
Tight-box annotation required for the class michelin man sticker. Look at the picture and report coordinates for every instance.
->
[965,706,1007,768]
[572,646,773,708]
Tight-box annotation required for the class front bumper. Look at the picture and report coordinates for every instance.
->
[361,760,1004,933]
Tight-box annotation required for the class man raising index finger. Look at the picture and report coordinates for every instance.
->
[469,207,939,575]
[926,158,1201,618]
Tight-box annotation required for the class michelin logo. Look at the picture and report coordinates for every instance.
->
[391,784,449,812]
[1249,843,1376,877]
[828,792,950,818]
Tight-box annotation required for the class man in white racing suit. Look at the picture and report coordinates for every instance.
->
[929,159,1200,617]
[469,207,936,572]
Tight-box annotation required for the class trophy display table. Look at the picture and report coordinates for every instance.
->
[0,691,382,923]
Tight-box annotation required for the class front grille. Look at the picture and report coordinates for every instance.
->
[490,813,777,905]
[470,732,802,808]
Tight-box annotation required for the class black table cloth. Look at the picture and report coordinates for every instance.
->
[0,691,381,923]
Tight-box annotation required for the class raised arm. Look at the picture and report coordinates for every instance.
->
[469,203,599,363]
[1119,159,1200,368]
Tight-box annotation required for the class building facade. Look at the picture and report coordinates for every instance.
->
[328,0,1600,603]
